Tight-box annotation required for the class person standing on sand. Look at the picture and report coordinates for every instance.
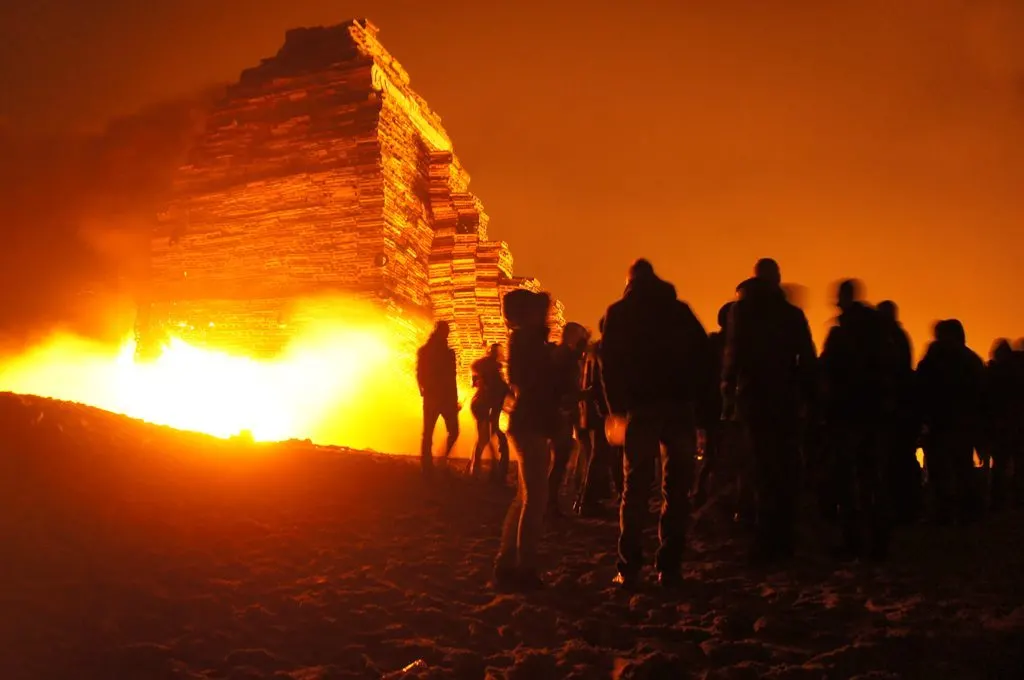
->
[602,258,713,589]
[548,322,589,516]
[416,321,460,475]
[820,279,892,561]
[916,319,986,525]
[468,343,511,483]
[493,289,566,591]
[722,258,817,564]
[574,317,619,516]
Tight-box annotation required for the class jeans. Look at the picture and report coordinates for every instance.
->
[421,400,459,473]
[470,404,509,482]
[617,401,696,577]
[747,415,801,557]
[832,422,890,555]
[496,431,551,572]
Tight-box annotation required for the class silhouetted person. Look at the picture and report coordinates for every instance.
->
[984,340,1020,510]
[876,300,920,524]
[916,319,986,525]
[602,258,713,589]
[820,280,891,560]
[469,343,511,483]
[547,322,589,515]
[417,321,460,475]
[694,301,753,521]
[575,318,617,516]
[494,289,565,591]
[722,258,817,564]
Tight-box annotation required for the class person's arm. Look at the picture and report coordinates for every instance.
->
[720,303,741,416]
[795,310,819,408]
[683,304,714,430]
[415,347,427,396]
[600,306,627,414]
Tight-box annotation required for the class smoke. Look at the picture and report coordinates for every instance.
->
[0,87,222,353]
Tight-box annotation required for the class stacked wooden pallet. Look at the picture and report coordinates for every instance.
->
[147,19,567,373]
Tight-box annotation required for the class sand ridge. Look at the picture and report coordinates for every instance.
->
[1,392,1022,679]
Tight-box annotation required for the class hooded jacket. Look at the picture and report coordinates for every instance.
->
[601,272,713,424]
[722,277,817,421]
[820,301,890,423]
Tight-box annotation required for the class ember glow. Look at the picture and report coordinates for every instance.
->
[0,299,474,456]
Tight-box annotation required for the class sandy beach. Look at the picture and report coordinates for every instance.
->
[2,392,1023,679]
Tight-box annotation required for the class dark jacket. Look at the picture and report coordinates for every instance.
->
[881,318,915,421]
[722,278,816,423]
[915,340,985,435]
[985,354,1019,438]
[601,273,713,425]
[580,340,610,430]
[707,329,727,426]
[417,338,458,406]
[820,302,890,423]
[470,354,509,414]
[507,326,561,437]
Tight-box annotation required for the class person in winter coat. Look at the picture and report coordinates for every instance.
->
[602,258,713,589]
[983,340,1021,510]
[493,289,571,591]
[916,319,986,524]
[722,258,817,563]
[876,300,920,524]
[469,343,511,483]
[417,321,460,475]
[574,319,620,516]
[820,279,891,560]
[548,322,589,515]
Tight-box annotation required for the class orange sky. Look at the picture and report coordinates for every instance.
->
[0,0,1022,358]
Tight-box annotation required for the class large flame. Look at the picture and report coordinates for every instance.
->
[0,297,475,456]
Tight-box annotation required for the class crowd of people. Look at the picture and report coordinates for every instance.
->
[416,257,1024,592]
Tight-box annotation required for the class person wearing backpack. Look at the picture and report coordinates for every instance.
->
[602,259,713,589]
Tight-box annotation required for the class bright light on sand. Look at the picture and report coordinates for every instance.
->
[0,298,474,455]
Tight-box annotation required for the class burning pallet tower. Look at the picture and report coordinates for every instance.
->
[141,19,564,375]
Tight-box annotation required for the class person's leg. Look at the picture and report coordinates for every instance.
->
[832,423,863,556]
[469,410,490,476]
[774,421,801,557]
[490,408,510,484]
[952,433,979,522]
[580,427,612,510]
[440,405,460,459]
[655,403,696,581]
[861,426,890,558]
[617,407,658,582]
[495,463,525,573]
[548,421,575,513]
[513,431,552,575]
[926,434,954,524]
[421,401,441,474]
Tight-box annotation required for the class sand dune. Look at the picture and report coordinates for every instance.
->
[1,392,1022,679]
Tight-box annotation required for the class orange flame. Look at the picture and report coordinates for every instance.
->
[0,298,476,456]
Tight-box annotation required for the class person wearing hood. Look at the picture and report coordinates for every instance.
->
[820,279,892,560]
[693,300,753,522]
[416,321,460,475]
[548,321,590,516]
[574,316,621,516]
[602,258,713,589]
[984,339,1020,510]
[721,258,817,564]
[493,289,566,591]
[915,319,986,525]
[876,300,921,524]
[468,343,511,484]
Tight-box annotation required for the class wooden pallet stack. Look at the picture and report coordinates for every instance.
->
[146,19,565,368]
